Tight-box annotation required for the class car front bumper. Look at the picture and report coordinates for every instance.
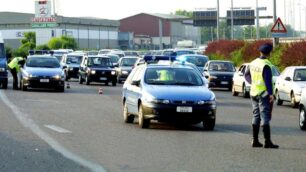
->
[23,78,64,89]
[88,72,117,83]
[141,102,216,124]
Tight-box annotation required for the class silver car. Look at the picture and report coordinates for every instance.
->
[275,66,306,108]
[299,87,306,130]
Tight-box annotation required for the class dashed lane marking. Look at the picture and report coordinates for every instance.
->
[44,124,72,133]
[0,90,107,172]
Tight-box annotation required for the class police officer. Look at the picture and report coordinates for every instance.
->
[8,56,25,90]
[245,43,279,149]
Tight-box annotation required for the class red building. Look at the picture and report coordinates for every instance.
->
[120,13,201,49]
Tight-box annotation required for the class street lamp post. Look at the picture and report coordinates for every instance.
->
[217,0,220,40]
[256,0,259,39]
[273,0,279,46]
[231,0,234,40]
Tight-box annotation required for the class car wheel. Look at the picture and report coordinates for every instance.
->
[21,80,27,91]
[57,86,65,92]
[228,84,232,91]
[65,72,69,81]
[203,119,215,130]
[232,84,238,96]
[291,93,298,108]
[112,80,117,86]
[85,75,90,85]
[275,90,283,105]
[138,104,150,128]
[123,102,134,123]
[117,76,122,84]
[105,82,109,86]
[79,75,83,84]
[1,79,7,89]
[299,107,306,130]
[242,84,250,98]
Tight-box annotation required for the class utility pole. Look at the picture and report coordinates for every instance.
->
[256,0,260,39]
[273,0,279,46]
[231,0,234,40]
[217,0,220,40]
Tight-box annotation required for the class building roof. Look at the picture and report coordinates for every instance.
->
[0,12,119,27]
[120,13,190,21]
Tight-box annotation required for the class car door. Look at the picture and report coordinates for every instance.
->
[234,64,246,92]
[283,68,295,101]
[124,67,142,114]
[128,67,145,114]
[278,68,292,101]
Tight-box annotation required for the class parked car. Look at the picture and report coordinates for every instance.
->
[116,56,139,83]
[203,60,236,90]
[232,63,280,98]
[0,32,8,89]
[176,54,209,73]
[20,55,65,92]
[275,66,306,108]
[61,53,85,81]
[78,55,117,86]
[122,61,216,129]
[299,87,306,130]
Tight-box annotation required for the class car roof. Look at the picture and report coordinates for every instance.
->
[88,55,110,58]
[287,66,306,69]
[121,56,139,59]
[178,54,209,58]
[208,60,233,63]
[67,52,86,56]
[145,63,195,70]
[28,55,56,58]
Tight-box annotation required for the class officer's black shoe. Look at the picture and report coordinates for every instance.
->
[263,125,279,149]
[252,124,263,147]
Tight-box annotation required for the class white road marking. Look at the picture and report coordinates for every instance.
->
[44,125,72,133]
[0,90,107,172]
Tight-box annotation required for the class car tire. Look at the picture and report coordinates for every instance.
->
[85,75,90,85]
[138,104,150,128]
[105,82,109,86]
[203,119,215,130]
[242,84,250,98]
[299,107,306,130]
[291,93,298,108]
[228,85,232,91]
[112,80,117,86]
[65,72,69,81]
[20,80,27,91]
[58,86,65,92]
[232,84,238,96]
[79,75,83,84]
[275,90,283,106]
[117,76,122,84]
[123,102,134,123]
[1,79,8,89]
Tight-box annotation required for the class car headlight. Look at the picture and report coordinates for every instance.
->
[69,67,74,71]
[53,74,61,80]
[0,67,5,72]
[209,75,218,80]
[91,70,96,74]
[122,71,129,75]
[143,94,170,104]
[111,71,116,75]
[197,100,216,105]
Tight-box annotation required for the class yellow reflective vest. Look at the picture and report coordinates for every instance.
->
[249,58,274,96]
[8,57,24,72]
[159,70,173,81]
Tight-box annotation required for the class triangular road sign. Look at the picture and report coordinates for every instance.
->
[271,17,287,33]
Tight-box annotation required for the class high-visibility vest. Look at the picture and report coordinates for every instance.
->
[249,58,274,96]
[8,57,24,72]
[159,70,173,81]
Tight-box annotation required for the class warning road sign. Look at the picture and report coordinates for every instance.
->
[271,18,287,33]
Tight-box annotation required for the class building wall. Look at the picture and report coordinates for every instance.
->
[120,13,170,37]
[170,21,201,47]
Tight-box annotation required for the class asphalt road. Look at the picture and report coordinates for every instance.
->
[1,80,306,172]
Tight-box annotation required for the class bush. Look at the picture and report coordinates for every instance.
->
[48,37,63,49]
[205,40,245,59]
[281,41,306,67]
[240,40,272,62]
[61,36,78,50]
[36,44,50,50]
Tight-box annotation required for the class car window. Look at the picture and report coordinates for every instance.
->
[293,69,306,81]
[271,66,280,76]
[144,68,203,86]
[88,57,112,67]
[108,55,119,63]
[184,56,208,67]
[120,58,138,67]
[208,62,235,72]
[66,55,82,64]
[26,57,60,68]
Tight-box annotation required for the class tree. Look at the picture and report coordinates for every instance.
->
[48,37,63,49]
[36,44,50,50]
[173,10,193,18]
[21,32,36,49]
[61,36,78,49]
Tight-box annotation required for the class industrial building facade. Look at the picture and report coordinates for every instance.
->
[119,13,201,49]
[0,12,119,49]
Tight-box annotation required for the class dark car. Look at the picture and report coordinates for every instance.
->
[105,54,120,67]
[203,60,236,90]
[116,56,138,83]
[177,54,209,73]
[78,55,117,86]
[20,55,65,92]
[162,49,195,57]
[61,53,85,81]
[122,61,216,129]
[0,39,8,89]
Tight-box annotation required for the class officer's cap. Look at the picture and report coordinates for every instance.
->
[259,43,273,54]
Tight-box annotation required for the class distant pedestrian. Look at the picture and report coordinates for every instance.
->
[8,56,25,90]
[245,43,279,149]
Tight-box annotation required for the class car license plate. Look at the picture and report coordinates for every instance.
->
[176,106,192,113]
[100,77,107,81]
[221,81,228,85]
[40,79,49,83]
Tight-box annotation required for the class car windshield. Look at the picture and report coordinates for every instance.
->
[272,66,280,76]
[293,69,306,81]
[144,68,203,86]
[54,55,62,62]
[67,55,82,64]
[125,52,138,56]
[26,57,60,68]
[209,62,235,72]
[108,55,119,63]
[120,58,138,67]
[184,56,208,67]
[175,51,195,56]
[0,43,5,58]
[88,57,112,67]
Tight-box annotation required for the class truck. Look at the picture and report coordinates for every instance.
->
[0,32,8,89]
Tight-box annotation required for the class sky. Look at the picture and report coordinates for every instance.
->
[1,0,306,31]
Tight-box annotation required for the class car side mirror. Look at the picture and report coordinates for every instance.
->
[114,64,119,67]
[285,77,291,81]
[62,65,67,69]
[131,80,140,86]
[238,71,244,76]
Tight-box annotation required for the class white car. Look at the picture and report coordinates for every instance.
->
[299,87,306,130]
[275,66,306,108]
[232,63,280,98]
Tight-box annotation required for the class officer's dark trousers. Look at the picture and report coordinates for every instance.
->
[251,93,272,125]
[9,68,18,89]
